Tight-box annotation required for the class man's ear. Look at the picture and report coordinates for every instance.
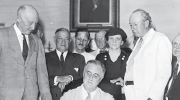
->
[53,36,56,43]
[145,20,149,28]
[121,41,124,45]
[87,40,90,45]
[17,15,22,22]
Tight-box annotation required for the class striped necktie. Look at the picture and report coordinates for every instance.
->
[86,92,91,100]
[128,38,143,66]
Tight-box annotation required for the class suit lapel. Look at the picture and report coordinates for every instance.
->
[64,51,75,68]
[51,50,62,69]
[137,28,155,55]
[8,25,24,65]
[169,56,180,93]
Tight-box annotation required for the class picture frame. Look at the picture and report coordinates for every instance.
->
[70,0,119,32]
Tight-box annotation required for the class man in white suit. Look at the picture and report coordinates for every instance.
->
[124,9,172,100]
[60,60,114,100]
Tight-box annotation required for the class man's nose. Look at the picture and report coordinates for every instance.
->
[31,23,36,30]
[89,75,93,81]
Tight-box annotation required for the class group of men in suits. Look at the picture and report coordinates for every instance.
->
[1,3,180,100]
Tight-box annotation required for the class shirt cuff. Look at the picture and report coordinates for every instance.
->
[68,75,73,81]
[54,76,58,85]
[121,86,125,94]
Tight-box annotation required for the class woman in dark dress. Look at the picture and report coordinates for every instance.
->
[96,27,130,100]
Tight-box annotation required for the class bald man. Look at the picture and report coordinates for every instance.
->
[0,5,52,100]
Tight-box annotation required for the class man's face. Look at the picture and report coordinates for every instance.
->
[54,31,70,52]
[83,63,103,92]
[129,12,146,37]
[75,31,89,51]
[95,31,106,49]
[172,36,180,57]
[107,35,123,50]
[18,9,38,35]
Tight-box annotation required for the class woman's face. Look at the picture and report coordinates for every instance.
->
[107,35,123,50]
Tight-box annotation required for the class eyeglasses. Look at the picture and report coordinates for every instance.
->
[172,42,180,48]
[85,71,101,80]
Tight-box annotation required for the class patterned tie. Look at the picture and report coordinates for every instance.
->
[127,38,143,66]
[22,34,28,61]
[60,52,64,67]
[86,92,91,100]
[166,63,179,97]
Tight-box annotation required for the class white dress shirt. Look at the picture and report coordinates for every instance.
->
[73,51,95,63]
[82,84,97,100]
[14,23,29,52]
[54,50,73,85]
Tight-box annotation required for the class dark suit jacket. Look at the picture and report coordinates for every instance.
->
[45,50,85,100]
[165,56,180,100]
[0,25,52,100]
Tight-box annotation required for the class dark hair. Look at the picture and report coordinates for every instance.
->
[105,27,127,42]
[75,28,90,40]
[84,60,106,74]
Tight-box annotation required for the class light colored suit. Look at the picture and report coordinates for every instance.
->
[0,25,52,100]
[124,28,172,100]
[60,85,114,100]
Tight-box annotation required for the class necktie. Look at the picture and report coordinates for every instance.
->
[22,34,28,61]
[166,63,179,97]
[128,38,143,66]
[61,52,64,67]
[86,92,91,100]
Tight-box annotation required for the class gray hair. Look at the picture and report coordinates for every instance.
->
[133,9,152,28]
[84,60,106,75]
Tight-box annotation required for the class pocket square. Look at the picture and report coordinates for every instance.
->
[74,68,79,72]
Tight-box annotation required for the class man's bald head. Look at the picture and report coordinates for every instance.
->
[17,5,39,35]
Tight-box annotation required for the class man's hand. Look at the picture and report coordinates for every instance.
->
[56,75,72,83]
[58,82,67,92]
[110,77,124,86]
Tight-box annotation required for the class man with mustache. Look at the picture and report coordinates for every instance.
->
[73,28,95,62]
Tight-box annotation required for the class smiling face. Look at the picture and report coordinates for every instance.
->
[83,63,104,92]
[75,31,89,51]
[172,35,180,58]
[17,5,38,35]
[54,30,71,52]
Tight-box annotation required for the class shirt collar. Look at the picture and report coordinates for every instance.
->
[56,49,68,59]
[14,23,22,36]
[81,84,97,100]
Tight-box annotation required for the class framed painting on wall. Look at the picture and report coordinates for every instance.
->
[70,0,120,32]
